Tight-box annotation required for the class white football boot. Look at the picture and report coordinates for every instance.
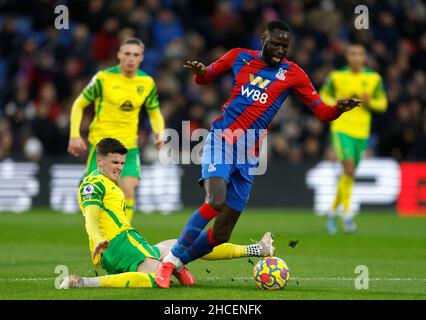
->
[258,232,275,257]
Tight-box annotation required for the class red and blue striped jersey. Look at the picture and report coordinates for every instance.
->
[194,48,342,143]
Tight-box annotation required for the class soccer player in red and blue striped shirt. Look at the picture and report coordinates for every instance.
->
[156,20,361,288]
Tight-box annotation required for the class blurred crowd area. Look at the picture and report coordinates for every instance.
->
[0,0,425,163]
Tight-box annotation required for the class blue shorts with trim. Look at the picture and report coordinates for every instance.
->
[199,132,258,212]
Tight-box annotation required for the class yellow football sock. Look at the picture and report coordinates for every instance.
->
[99,272,156,288]
[202,243,247,260]
[201,243,262,260]
[332,175,345,211]
[125,198,134,223]
[341,174,354,216]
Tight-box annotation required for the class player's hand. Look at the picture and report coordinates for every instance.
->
[154,132,165,150]
[68,137,87,157]
[361,93,371,108]
[336,98,362,112]
[183,60,207,75]
[92,240,109,259]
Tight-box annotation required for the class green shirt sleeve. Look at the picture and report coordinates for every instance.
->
[319,73,337,106]
[81,73,103,103]
[144,83,159,110]
[368,76,388,113]
[372,77,386,99]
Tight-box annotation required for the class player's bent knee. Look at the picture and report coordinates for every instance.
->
[343,161,355,177]
[344,168,355,177]
[205,197,226,211]
[204,179,227,211]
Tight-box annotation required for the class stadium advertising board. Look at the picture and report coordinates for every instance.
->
[0,158,424,216]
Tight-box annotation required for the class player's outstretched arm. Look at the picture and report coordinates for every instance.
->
[183,60,207,75]
[68,94,90,157]
[336,97,362,112]
[293,64,360,122]
[84,205,109,259]
[309,98,361,122]
[184,48,240,85]
[183,60,215,85]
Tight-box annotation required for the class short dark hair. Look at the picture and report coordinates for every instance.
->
[120,37,145,49]
[266,20,291,33]
[96,138,128,156]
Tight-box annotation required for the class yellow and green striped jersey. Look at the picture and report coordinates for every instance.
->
[78,169,133,265]
[320,67,388,139]
[81,65,159,149]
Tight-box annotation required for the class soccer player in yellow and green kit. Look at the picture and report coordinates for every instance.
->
[60,138,275,289]
[320,44,388,234]
[68,37,164,223]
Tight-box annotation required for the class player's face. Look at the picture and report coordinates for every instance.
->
[118,44,144,74]
[346,45,366,70]
[262,29,290,66]
[97,153,126,182]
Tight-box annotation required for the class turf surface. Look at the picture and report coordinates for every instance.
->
[0,208,425,300]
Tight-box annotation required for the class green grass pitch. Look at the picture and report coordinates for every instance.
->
[0,208,425,300]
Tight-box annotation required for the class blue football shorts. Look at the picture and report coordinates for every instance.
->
[199,131,259,212]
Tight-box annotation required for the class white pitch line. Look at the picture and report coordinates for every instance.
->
[3,276,426,282]
[10,277,54,282]
[203,276,426,282]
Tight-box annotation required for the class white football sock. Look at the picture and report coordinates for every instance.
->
[175,260,184,272]
[82,277,100,288]
[162,251,182,267]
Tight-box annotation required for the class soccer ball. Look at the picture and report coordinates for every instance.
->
[253,257,290,290]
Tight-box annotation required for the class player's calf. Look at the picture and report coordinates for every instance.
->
[212,225,232,244]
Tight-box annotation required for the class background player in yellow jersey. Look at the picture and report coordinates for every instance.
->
[60,138,275,289]
[320,44,388,234]
[68,38,165,223]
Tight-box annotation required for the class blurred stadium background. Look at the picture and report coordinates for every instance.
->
[0,0,425,215]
